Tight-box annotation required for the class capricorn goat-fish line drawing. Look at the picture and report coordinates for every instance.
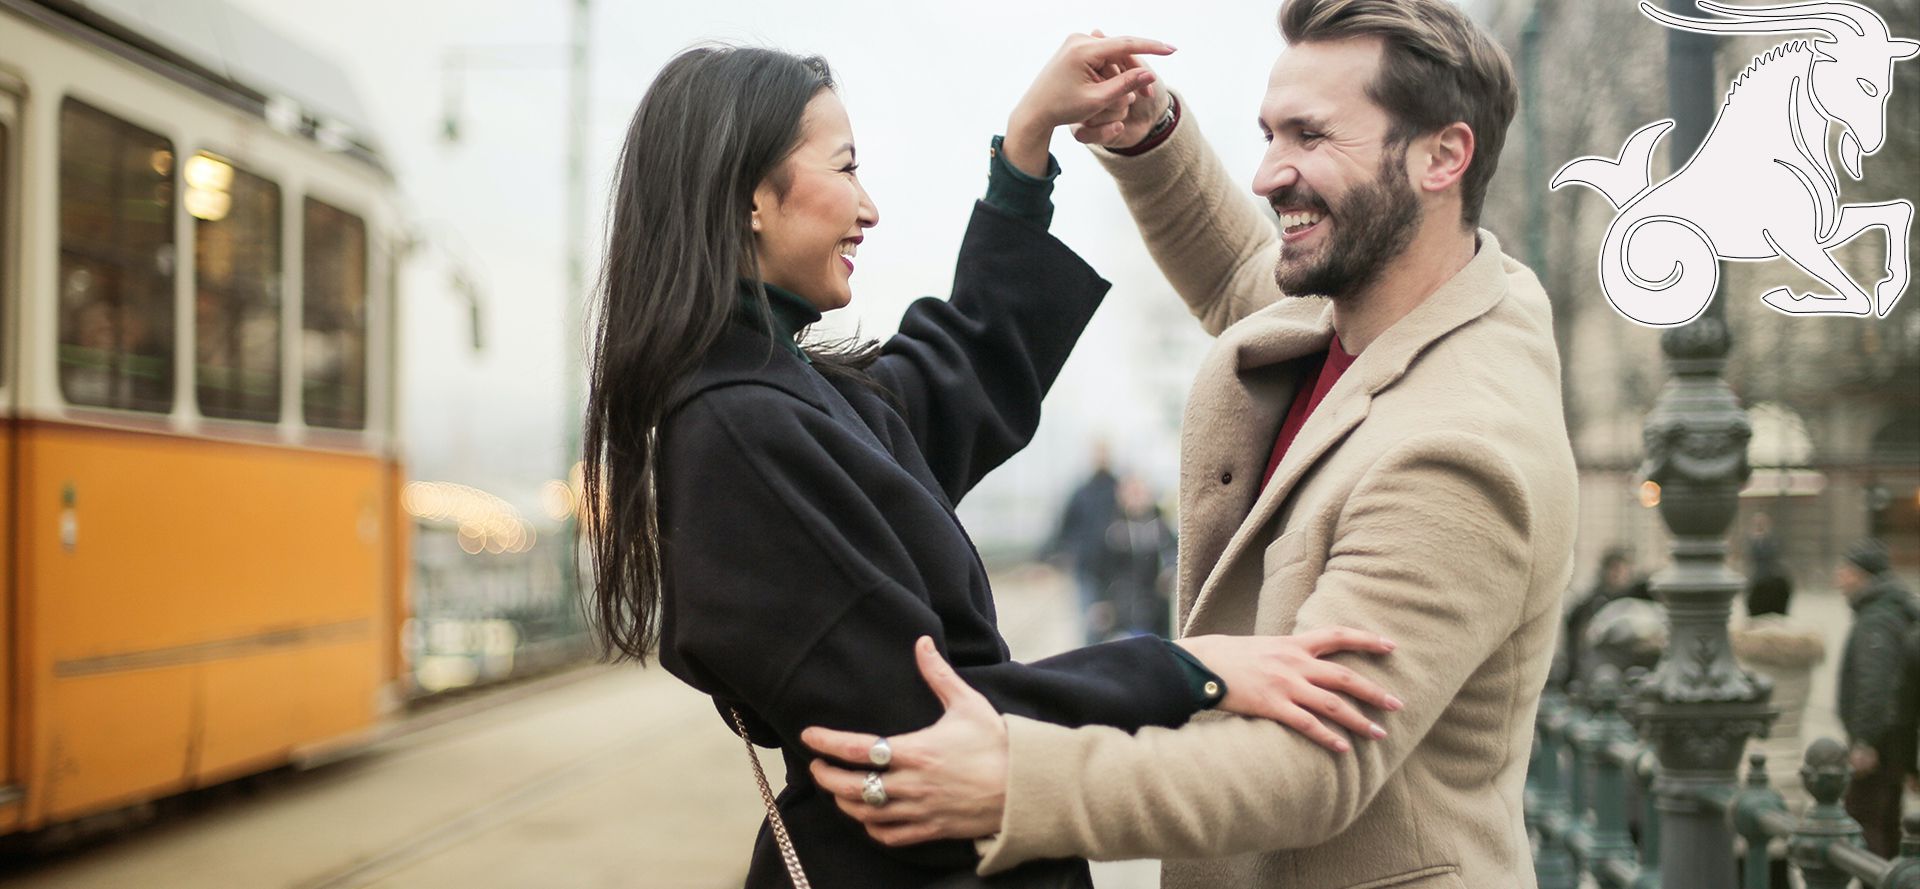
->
[1551,0,1916,326]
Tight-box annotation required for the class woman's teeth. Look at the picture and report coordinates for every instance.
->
[838,241,858,259]
[1281,211,1324,234]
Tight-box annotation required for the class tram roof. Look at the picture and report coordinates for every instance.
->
[11,0,389,171]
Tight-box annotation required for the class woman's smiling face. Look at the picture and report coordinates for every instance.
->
[752,90,880,311]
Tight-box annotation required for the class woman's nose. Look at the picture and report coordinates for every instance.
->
[858,184,880,228]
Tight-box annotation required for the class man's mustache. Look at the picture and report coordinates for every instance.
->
[1268,187,1330,216]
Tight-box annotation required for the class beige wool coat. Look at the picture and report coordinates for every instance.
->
[973,102,1579,888]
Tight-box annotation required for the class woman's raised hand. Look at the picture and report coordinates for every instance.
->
[1176,628,1404,753]
[1001,33,1176,176]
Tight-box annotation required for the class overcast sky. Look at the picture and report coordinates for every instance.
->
[215,0,1370,544]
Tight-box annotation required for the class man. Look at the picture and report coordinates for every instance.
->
[1047,442,1123,643]
[803,1,1577,886]
[1562,547,1651,687]
[1836,538,1919,857]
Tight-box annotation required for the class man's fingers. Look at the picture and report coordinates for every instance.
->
[1090,67,1157,107]
[1069,123,1108,145]
[799,725,883,763]
[831,792,930,825]
[1276,702,1350,753]
[809,758,924,803]
[913,636,983,711]
[870,820,945,848]
[1083,105,1129,128]
[808,758,865,801]
[1300,626,1396,658]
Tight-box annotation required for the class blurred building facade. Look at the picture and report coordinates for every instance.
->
[1479,0,1920,585]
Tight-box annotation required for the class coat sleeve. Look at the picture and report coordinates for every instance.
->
[973,431,1538,872]
[658,386,1200,745]
[865,201,1110,505]
[1090,93,1300,337]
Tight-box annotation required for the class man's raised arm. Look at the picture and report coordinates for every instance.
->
[1092,94,1292,335]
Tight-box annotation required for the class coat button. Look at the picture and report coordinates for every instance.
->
[1220,471,1233,485]
[1204,681,1221,698]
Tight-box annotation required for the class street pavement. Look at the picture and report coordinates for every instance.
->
[0,569,1866,889]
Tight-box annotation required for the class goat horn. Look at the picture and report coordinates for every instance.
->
[1694,1,1873,37]
[1640,1,1844,39]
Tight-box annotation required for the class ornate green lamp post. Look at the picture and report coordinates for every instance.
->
[1627,5,1777,887]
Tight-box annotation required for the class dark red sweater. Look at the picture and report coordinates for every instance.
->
[1261,336,1357,491]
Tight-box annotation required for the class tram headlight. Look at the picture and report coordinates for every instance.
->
[184,153,234,191]
[185,188,231,222]
[185,152,235,221]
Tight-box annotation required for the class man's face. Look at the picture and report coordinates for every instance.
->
[1835,563,1867,597]
[1254,37,1421,300]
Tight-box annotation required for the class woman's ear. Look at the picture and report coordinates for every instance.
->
[750,177,781,234]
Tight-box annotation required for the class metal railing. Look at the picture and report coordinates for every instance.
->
[1528,665,1920,888]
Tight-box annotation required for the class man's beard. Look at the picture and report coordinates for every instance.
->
[1271,142,1421,301]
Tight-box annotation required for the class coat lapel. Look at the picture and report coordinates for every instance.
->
[1177,231,1516,636]
[1174,299,1331,626]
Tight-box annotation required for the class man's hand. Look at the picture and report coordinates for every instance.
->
[1003,32,1176,176]
[801,637,1009,846]
[1852,743,1880,775]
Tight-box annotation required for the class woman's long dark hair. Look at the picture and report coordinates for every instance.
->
[584,46,879,661]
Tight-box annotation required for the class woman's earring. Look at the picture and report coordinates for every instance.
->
[751,217,761,232]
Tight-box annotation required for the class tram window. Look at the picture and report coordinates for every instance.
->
[192,155,282,423]
[1,117,9,386]
[302,197,366,430]
[57,99,176,413]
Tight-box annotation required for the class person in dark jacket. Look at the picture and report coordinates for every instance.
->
[1561,548,1652,689]
[1836,538,1920,858]
[1744,512,1794,617]
[1098,474,1177,639]
[579,44,1402,888]
[1047,444,1121,643]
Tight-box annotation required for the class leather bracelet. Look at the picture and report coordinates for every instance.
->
[1111,94,1180,157]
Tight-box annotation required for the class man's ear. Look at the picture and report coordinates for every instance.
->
[1416,122,1474,196]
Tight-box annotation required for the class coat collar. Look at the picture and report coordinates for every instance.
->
[663,321,832,418]
[1181,230,1512,633]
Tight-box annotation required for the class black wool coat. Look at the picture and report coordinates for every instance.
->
[655,203,1202,888]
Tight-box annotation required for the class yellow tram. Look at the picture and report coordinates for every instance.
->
[0,0,409,833]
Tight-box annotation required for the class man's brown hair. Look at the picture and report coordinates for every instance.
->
[1278,0,1518,228]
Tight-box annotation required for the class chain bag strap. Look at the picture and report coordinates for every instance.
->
[728,707,812,888]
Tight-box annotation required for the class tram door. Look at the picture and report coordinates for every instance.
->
[0,87,17,800]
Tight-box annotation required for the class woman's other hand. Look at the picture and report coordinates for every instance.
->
[1068,29,1173,150]
[1176,628,1403,753]
[1002,32,1175,176]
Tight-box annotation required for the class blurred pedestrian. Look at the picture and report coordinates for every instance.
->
[1836,538,1920,857]
[582,43,1395,888]
[1744,512,1793,617]
[1099,474,1177,639]
[1563,548,1651,686]
[1047,442,1121,643]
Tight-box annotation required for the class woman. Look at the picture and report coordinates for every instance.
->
[583,42,1399,887]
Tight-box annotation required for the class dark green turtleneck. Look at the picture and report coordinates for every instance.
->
[736,279,823,364]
